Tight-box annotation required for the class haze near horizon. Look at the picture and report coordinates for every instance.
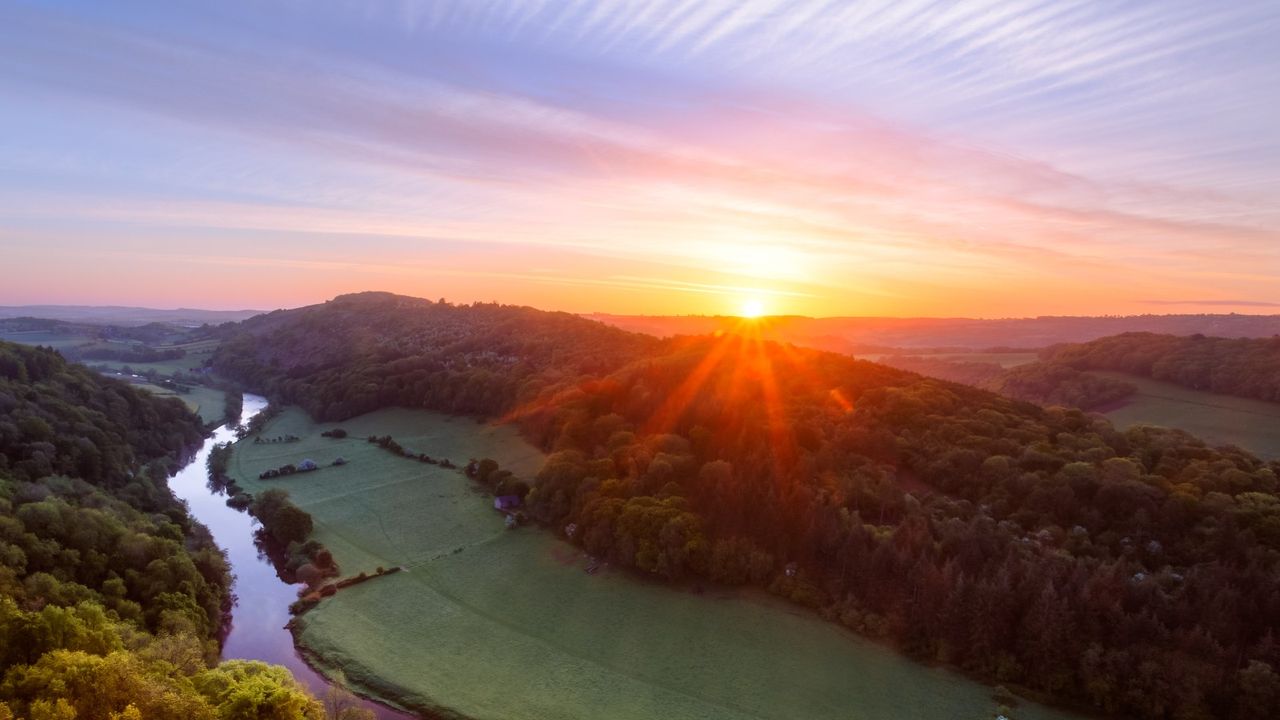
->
[2,1,1278,317]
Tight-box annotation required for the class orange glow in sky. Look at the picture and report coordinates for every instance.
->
[1,3,1276,317]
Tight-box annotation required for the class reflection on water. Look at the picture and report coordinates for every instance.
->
[168,394,412,720]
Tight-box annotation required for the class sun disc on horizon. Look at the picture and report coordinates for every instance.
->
[741,298,766,318]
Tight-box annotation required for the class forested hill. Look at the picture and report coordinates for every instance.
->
[0,341,203,496]
[211,291,661,419]
[213,294,1280,719]
[0,340,336,718]
[1042,332,1280,402]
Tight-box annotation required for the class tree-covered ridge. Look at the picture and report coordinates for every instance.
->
[524,335,1280,719]
[212,295,1280,719]
[212,292,659,420]
[0,341,363,719]
[0,342,204,503]
[878,355,1136,410]
[987,361,1135,409]
[1042,331,1280,402]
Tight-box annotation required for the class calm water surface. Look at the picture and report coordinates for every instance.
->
[169,394,413,719]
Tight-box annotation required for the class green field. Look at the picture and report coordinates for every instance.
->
[87,338,221,377]
[135,382,226,425]
[857,351,1039,368]
[4,329,225,422]
[2,329,219,377]
[230,407,1080,720]
[0,329,97,350]
[1094,372,1280,459]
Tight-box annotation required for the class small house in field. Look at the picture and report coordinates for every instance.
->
[494,495,521,513]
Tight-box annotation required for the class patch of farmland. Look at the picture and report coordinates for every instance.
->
[1094,371,1280,459]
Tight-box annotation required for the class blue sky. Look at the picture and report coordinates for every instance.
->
[1,1,1277,315]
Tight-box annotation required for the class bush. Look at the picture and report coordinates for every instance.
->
[226,493,253,510]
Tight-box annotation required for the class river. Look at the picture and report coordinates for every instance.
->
[168,394,414,719]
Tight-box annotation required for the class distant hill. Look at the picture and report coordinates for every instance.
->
[0,304,263,326]
[586,312,1280,351]
[1042,331,1280,402]
[211,291,659,419]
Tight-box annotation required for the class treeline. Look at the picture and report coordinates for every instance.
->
[0,342,204,506]
[467,458,530,499]
[1042,332,1280,401]
[223,388,243,426]
[73,346,185,364]
[209,294,1280,719]
[209,442,337,588]
[251,488,337,589]
[0,340,367,719]
[880,355,1136,410]
[366,434,455,468]
[988,362,1135,409]
[879,356,1005,388]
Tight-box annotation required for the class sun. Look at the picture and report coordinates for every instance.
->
[740,298,766,318]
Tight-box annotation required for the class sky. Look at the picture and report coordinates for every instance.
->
[1,0,1278,318]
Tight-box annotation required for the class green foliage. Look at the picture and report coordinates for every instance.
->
[0,613,325,720]
[252,489,314,546]
[0,341,204,499]
[988,361,1135,409]
[211,292,657,421]
[1042,332,1280,401]
[881,355,1136,410]
[223,390,244,426]
[192,660,324,719]
[0,340,344,719]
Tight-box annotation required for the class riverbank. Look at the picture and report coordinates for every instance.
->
[168,394,412,720]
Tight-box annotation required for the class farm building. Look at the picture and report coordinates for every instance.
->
[494,495,521,512]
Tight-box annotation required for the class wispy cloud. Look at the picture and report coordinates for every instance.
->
[0,1,1276,314]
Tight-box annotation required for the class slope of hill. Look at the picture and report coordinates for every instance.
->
[876,355,1137,411]
[213,293,1280,719]
[1042,332,1280,402]
[212,291,660,420]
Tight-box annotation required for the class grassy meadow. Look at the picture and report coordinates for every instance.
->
[3,328,225,422]
[927,351,1040,367]
[856,351,1039,368]
[0,329,96,350]
[87,337,221,376]
[0,328,219,377]
[230,407,1081,720]
[1095,371,1280,459]
[133,382,226,425]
